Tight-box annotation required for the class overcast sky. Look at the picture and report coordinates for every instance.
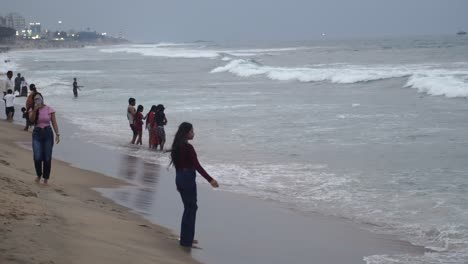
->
[2,0,468,42]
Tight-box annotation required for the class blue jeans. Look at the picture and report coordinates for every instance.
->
[32,126,54,179]
[176,169,198,247]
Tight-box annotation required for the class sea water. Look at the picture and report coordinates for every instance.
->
[4,35,468,263]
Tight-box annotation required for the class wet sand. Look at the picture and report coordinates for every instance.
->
[43,116,430,264]
[0,119,201,264]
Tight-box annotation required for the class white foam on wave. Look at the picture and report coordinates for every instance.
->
[99,44,307,59]
[100,46,220,59]
[206,160,468,264]
[212,59,468,98]
[405,75,468,98]
[0,53,18,73]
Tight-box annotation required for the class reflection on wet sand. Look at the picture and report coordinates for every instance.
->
[115,154,162,213]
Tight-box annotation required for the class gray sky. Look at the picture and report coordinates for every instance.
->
[2,0,468,42]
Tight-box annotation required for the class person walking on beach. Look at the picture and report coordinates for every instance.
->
[14,73,21,93]
[28,93,60,185]
[127,98,137,144]
[72,78,83,98]
[170,122,219,247]
[3,89,15,121]
[155,104,167,151]
[134,105,144,145]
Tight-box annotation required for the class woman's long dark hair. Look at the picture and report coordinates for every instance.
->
[170,122,193,167]
[30,92,44,125]
[144,105,157,119]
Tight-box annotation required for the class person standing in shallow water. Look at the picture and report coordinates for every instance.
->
[72,78,83,98]
[155,104,167,151]
[28,93,60,185]
[14,73,21,93]
[134,105,144,145]
[127,98,137,144]
[170,122,219,247]
[145,105,158,148]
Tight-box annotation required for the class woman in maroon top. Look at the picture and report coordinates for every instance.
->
[170,122,219,247]
[134,105,144,145]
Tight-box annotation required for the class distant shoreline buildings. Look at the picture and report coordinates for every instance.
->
[0,12,128,46]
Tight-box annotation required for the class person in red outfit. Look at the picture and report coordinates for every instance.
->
[134,105,144,145]
[170,122,219,247]
[145,105,158,149]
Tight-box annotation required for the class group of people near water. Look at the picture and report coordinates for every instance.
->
[126,97,220,247]
[2,67,219,248]
[2,69,61,186]
[127,98,168,150]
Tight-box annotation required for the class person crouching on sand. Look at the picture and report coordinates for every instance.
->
[28,93,60,185]
[170,122,219,247]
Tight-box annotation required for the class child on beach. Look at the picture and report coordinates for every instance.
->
[170,122,219,247]
[3,89,15,121]
[21,107,31,131]
[134,105,144,145]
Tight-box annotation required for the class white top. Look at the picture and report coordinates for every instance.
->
[3,94,15,107]
[21,80,28,87]
[2,78,14,93]
[127,105,135,124]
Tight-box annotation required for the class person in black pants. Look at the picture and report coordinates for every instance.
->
[170,122,219,247]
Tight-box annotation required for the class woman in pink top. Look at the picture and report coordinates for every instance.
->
[28,93,60,185]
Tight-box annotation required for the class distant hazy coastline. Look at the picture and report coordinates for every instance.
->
[0,38,130,53]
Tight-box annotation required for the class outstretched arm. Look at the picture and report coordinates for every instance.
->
[188,145,219,187]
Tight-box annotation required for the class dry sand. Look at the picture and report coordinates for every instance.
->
[0,120,200,264]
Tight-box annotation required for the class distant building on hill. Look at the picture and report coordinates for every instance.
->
[0,16,6,27]
[5,12,26,31]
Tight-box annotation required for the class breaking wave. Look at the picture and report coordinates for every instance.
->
[212,59,468,98]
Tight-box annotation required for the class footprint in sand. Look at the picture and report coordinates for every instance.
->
[0,160,10,166]
[54,189,69,197]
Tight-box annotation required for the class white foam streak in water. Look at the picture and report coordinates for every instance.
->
[99,44,307,59]
[212,59,468,98]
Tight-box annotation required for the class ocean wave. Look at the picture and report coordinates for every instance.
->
[99,44,308,59]
[100,46,220,58]
[211,59,468,98]
[404,75,468,98]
